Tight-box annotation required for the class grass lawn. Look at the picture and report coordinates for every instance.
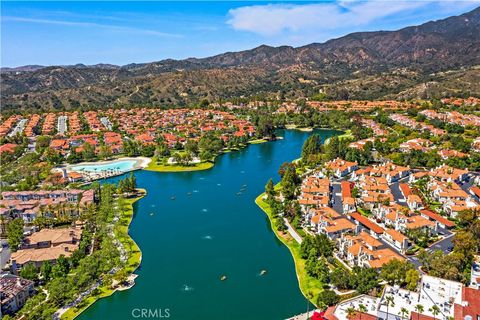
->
[248,139,268,144]
[61,286,114,320]
[324,130,353,145]
[61,190,145,320]
[357,207,372,217]
[145,157,214,172]
[114,190,146,273]
[255,194,323,306]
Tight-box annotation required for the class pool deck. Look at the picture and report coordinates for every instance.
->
[59,157,152,181]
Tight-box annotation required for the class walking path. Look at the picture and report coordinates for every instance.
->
[53,200,133,319]
[284,218,303,244]
[287,310,320,320]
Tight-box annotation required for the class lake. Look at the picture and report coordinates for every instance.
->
[77,129,340,320]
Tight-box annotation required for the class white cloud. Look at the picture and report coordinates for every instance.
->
[2,16,183,38]
[227,1,479,36]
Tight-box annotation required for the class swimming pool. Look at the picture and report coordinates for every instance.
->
[71,160,138,173]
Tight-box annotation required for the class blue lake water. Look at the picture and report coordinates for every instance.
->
[71,160,137,172]
[77,129,340,320]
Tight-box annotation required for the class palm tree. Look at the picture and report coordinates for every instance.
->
[429,305,440,320]
[358,304,367,320]
[346,307,357,320]
[415,304,424,320]
[400,307,409,320]
[385,295,395,320]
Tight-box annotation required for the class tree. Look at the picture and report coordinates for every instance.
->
[306,257,329,282]
[405,269,420,291]
[256,117,275,139]
[414,304,424,320]
[400,307,409,320]
[358,304,367,319]
[40,261,52,282]
[199,150,213,161]
[6,218,24,251]
[155,141,170,158]
[265,179,275,199]
[385,295,395,320]
[44,147,62,165]
[429,305,440,320]
[301,134,322,164]
[281,164,300,200]
[453,231,478,264]
[114,268,129,285]
[81,142,96,161]
[98,145,112,160]
[52,255,70,277]
[353,267,379,294]
[331,267,353,290]
[380,259,414,287]
[20,263,38,281]
[346,307,357,320]
[317,289,339,307]
[184,140,199,157]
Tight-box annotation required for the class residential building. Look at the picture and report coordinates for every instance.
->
[10,226,83,271]
[0,274,34,316]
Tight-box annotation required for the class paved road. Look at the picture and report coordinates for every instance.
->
[57,115,68,135]
[100,117,113,131]
[428,230,454,254]
[390,181,408,207]
[458,174,480,203]
[0,241,11,270]
[331,181,343,214]
[8,118,28,137]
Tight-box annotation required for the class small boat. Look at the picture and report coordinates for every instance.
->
[171,196,176,200]
[220,275,227,281]
[150,213,154,216]
[236,192,242,196]
[260,270,267,276]
[187,192,192,196]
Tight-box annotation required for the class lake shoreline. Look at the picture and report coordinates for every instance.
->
[144,157,215,172]
[255,193,322,308]
[75,128,342,320]
[60,189,146,320]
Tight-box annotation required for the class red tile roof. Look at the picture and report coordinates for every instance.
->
[454,287,480,320]
[350,212,384,234]
[409,312,435,320]
[0,143,18,154]
[471,186,480,198]
[341,181,352,198]
[420,209,455,227]
[399,183,411,197]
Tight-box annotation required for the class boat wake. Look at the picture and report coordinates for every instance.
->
[202,235,212,240]
[201,208,208,213]
[182,285,194,292]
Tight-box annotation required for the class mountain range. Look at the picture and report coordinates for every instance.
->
[2,6,480,111]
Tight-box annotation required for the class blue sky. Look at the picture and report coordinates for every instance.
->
[1,1,479,67]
